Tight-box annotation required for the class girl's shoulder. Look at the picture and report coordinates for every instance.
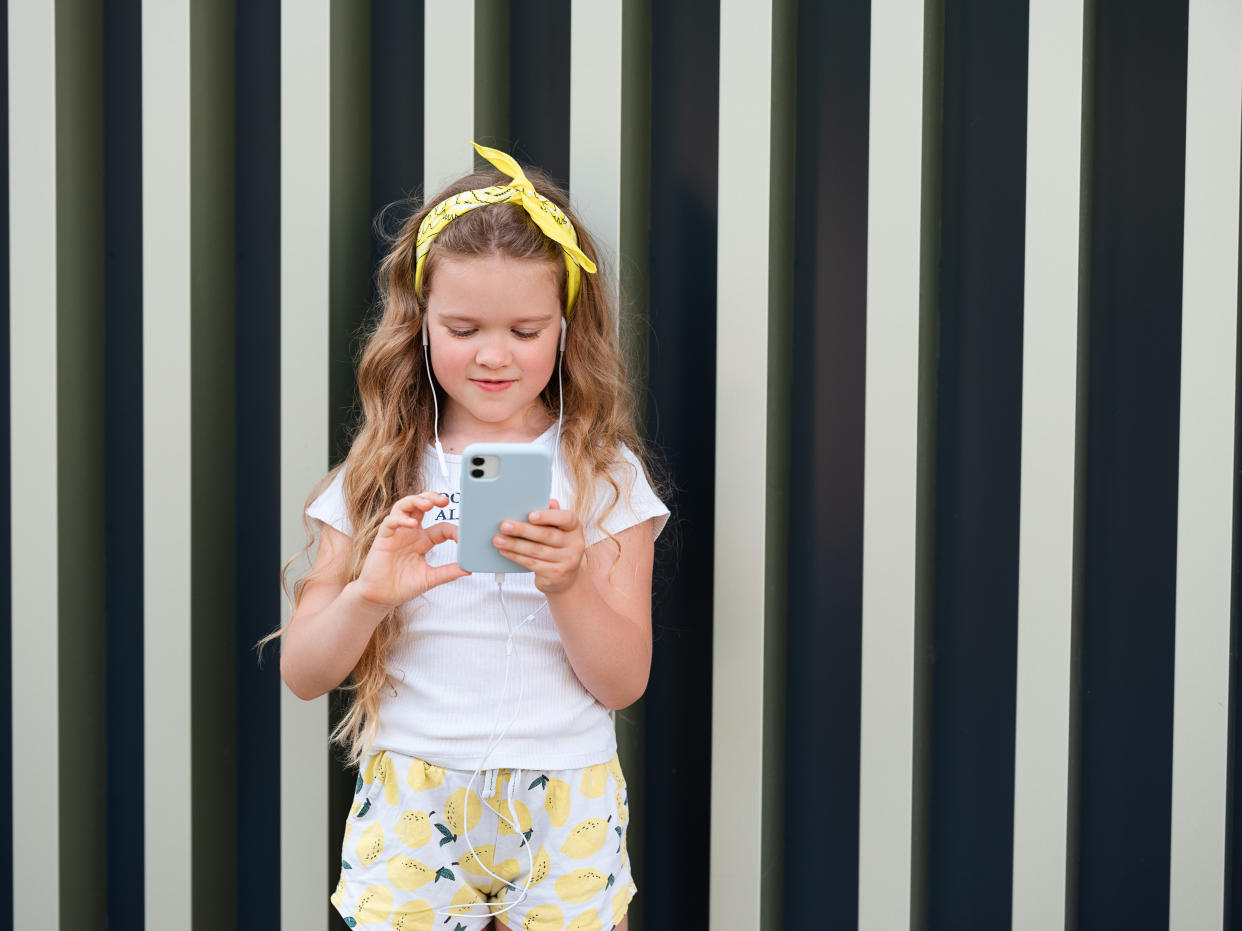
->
[582,442,669,546]
[306,467,352,537]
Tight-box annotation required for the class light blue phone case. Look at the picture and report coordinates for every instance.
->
[458,442,553,573]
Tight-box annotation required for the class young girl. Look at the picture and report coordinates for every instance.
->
[277,143,667,931]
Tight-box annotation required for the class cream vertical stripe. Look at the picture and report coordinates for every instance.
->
[857,2,925,927]
[281,3,332,930]
[9,2,61,924]
[283,1,332,928]
[712,2,773,928]
[1168,2,1242,925]
[425,0,475,195]
[1010,2,1085,927]
[569,0,623,306]
[143,1,195,925]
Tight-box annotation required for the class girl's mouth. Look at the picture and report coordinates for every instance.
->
[471,378,515,392]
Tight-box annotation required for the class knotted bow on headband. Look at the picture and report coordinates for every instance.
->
[413,142,598,316]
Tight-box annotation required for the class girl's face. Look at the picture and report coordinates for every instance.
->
[425,253,563,441]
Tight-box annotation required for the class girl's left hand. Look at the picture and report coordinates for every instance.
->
[494,498,586,594]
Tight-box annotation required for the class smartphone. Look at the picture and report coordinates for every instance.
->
[457,442,553,573]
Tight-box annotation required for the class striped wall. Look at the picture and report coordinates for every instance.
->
[7,1,1242,929]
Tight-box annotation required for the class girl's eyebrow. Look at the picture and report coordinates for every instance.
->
[436,313,557,326]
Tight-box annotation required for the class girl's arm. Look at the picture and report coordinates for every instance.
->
[495,503,655,710]
[280,492,467,700]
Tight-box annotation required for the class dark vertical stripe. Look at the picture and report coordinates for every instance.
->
[783,0,869,926]
[1076,1,1189,927]
[234,1,280,926]
[506,0,569,187]
[370,0,423,311]
[925,2,1028,928]
[104,2,143,928]
[644,2,718,928]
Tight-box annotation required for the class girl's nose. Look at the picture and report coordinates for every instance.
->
[475,339,510,368]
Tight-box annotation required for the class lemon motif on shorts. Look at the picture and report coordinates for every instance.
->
[606,754,625,788]
[566,908,603,931]
[394,809,433,848]
[443,787,482,836]
[561,817,609,858]
[407,758,445,791]
[529,845,551,887]
[522,903,564,931]
[490,797,533,838]
[448,882,485,916]
[610,882,636,925]
[544,777,571,827]
[391,898,435,931]
[579,764,608,798]
[615,787,628,826]
[362,752,400,805]
[353,884,394,925]
[554,868,614,904]
[386,855,436,892]
[489,856,520,895]
[457,844,500,878]
[356,822,385,865]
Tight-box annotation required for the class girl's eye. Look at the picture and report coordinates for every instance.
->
[512,330,541,340]
[446,327,476,338]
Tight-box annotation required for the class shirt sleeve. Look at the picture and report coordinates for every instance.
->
[585,444,670,546]
[305,469,353,536]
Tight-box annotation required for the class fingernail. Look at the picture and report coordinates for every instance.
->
[494,535,506,546]
[500,521,514,532]
[529,512,540,522]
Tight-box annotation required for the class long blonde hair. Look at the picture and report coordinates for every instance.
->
[271,165,656,766]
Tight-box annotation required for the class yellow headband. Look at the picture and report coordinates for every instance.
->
[413,142,598,317]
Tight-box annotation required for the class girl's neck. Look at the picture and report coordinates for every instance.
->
[437,403,555,453]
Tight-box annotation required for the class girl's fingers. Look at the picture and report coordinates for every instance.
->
[423,522,458,546]
[395,492,448,514]
[498,520,560,545]
[425,562,470,587]
[527,506,577,530]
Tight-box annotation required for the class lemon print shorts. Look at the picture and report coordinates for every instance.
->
[332,749,636,930]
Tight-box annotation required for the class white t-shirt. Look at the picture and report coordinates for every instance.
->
[306,426,669,770]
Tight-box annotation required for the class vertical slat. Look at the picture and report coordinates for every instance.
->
[9,6,58,924]
[644,4,719,927]
[9,0,107,924]
[1010,2,1085,928]
[1075,4,1189,924]
[234,0,281,926]
[711,2,776,927]
[142,1,195,926]
[784,0,871,925]
[857,1,925,927]
[424,0,474,194]
[280,2,331,928]
[145,1,236,924]
[1168,1,1242,925]
[569,0,623,304]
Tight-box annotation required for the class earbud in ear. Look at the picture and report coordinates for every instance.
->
[559,317,567,352]
[422,318,429,348]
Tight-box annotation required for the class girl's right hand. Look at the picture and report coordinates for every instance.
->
[353,492,469,609]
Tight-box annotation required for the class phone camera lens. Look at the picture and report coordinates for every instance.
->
[471,456,485,466]
[470,468,484,478]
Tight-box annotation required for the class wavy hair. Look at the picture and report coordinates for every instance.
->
[268,164,660,766]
